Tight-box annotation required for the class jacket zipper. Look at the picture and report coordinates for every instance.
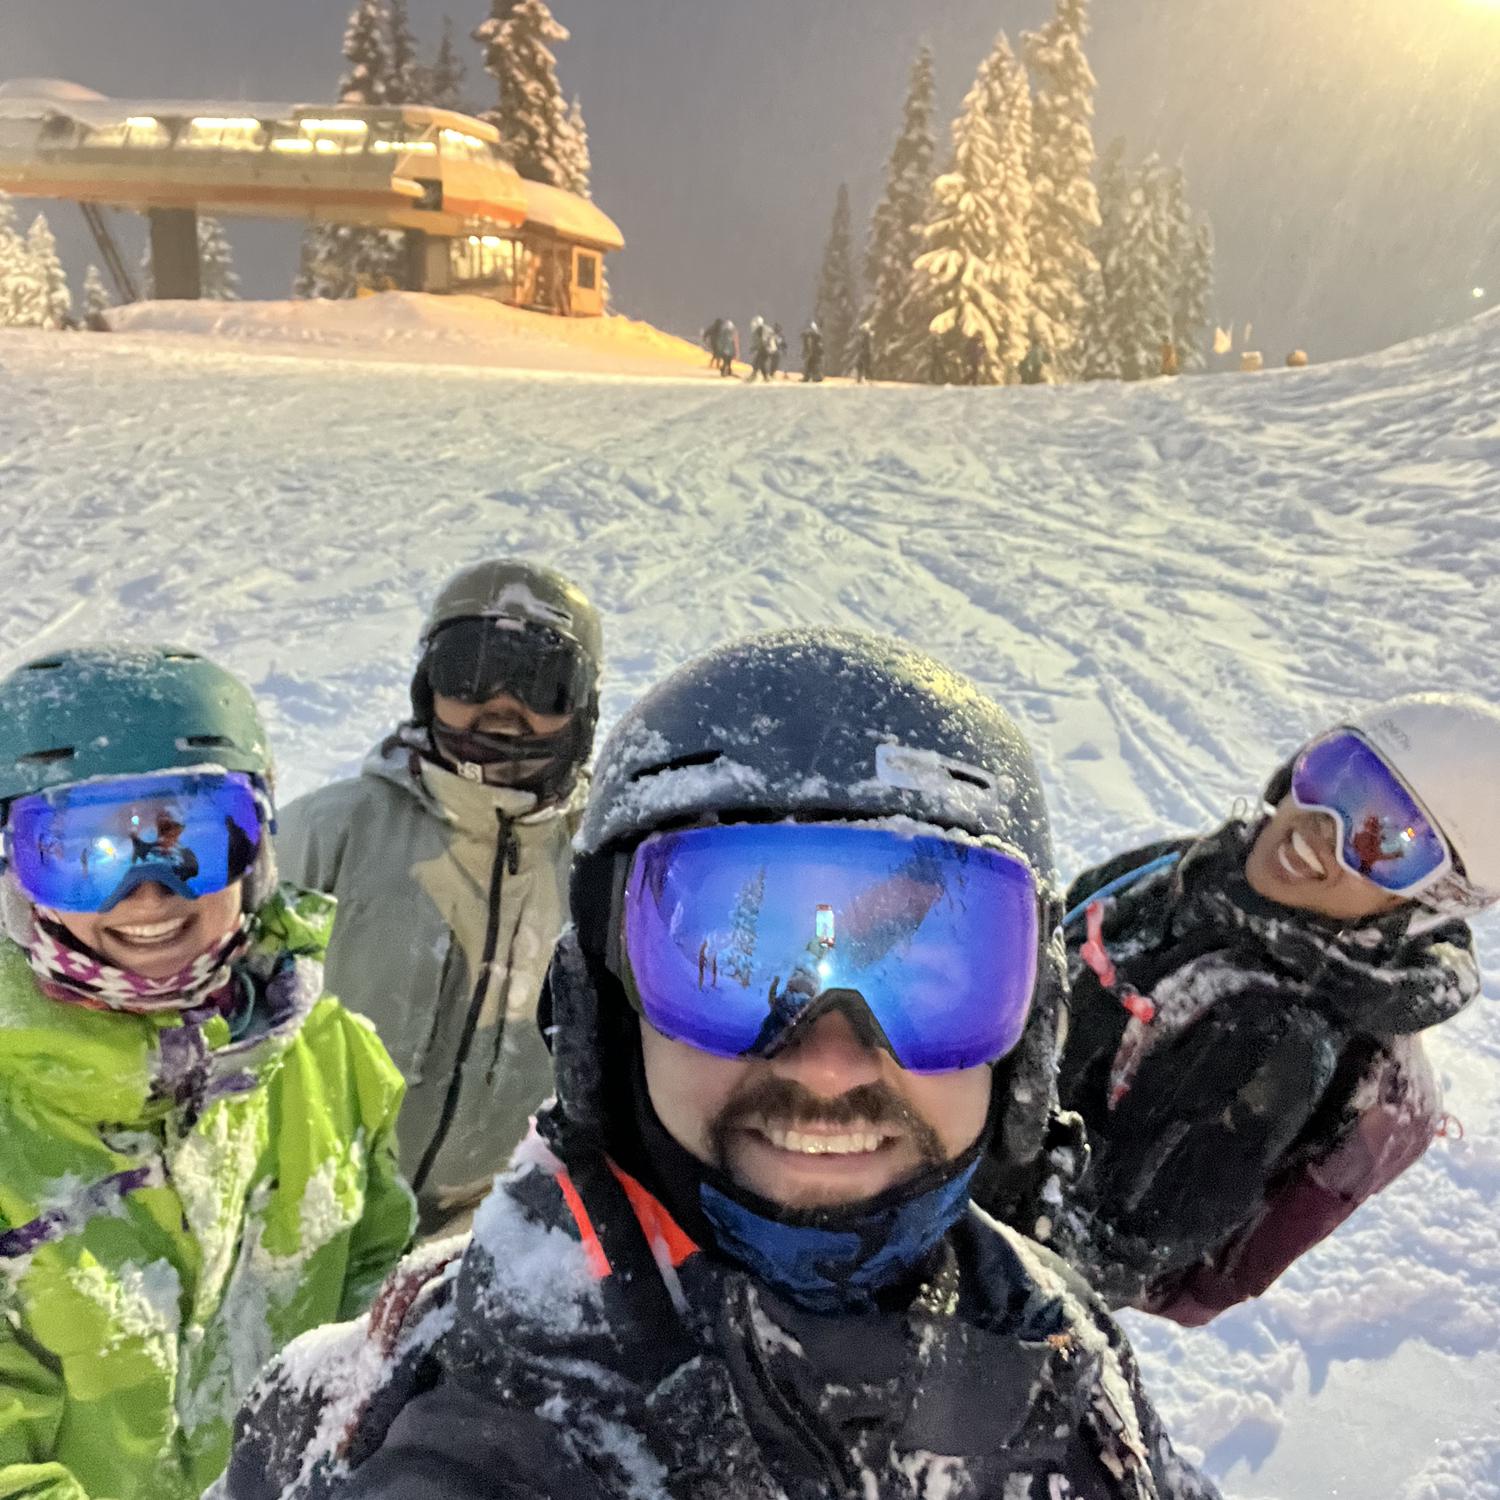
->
[411,810,514,1197]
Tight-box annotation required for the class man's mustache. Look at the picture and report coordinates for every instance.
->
[709,1077,945,1167]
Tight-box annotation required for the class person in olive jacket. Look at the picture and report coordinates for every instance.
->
[278,560,602,1235]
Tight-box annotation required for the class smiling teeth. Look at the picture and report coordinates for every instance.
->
[764,1126,885,1156]
[1289,830,1327,876]
[113,920,188,941]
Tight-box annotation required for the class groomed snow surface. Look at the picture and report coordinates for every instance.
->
[3,296,1499,1498]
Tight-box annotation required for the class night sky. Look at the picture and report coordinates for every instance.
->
[5,0,1498,360]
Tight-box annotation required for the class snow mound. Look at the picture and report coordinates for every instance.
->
[107,293,722,380]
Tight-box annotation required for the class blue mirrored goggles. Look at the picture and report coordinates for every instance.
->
[1290,731,1451,895]
[619,821,1040,1075]
[3,771,264,913]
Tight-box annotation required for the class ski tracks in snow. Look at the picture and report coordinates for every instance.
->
[3,310,1500,1496]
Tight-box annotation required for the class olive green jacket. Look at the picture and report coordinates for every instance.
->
[277,740,579,1231]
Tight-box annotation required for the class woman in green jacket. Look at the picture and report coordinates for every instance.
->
[0,646,416,1500]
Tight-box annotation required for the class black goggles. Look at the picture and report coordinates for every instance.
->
[425,618,591,718]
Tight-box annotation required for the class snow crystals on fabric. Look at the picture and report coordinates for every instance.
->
[71,1256,182,1365]
[472,1167,601,1332]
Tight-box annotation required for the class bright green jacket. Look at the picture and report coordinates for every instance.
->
[0,887,416,1500]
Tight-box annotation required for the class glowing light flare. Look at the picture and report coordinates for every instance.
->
[270,137,314,154]
[124,116,159,129]
[1474,287,1489,300]
[299,118,368,135]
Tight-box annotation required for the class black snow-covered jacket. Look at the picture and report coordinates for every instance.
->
[1052,818,1479,1308]
[219,1125,1222,1500]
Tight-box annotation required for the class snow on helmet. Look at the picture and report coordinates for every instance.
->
[410,558,602,733]
[0,645,271,801]
[557,628,1068,1196]
[1350,693,1500,911]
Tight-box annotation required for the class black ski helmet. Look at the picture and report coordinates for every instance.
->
[555,628,1068,1195]
[409,560,603,797]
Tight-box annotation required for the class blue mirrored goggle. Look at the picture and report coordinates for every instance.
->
[3,771,264,913]
[619,821,1040,1075]
[1290,731,1451,894]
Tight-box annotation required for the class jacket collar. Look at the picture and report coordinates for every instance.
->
[361,728,578,829]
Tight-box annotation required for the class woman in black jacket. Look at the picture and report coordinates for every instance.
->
[1048,693,1500,1318]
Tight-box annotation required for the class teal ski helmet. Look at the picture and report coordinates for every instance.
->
[0,647,272,804]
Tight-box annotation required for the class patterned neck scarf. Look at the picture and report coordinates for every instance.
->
[28,912,252,1015]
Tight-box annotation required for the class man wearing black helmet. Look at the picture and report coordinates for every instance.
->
[278,559,602,1235]
[226,629,1219,1500]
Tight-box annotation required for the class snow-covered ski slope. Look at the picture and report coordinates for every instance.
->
[2,305,1498,1498]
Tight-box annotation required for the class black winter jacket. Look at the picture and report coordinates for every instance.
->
[1052,819,1479,1306]
[219,1133,1222,1500]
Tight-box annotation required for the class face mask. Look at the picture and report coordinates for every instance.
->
[430,720,580,799]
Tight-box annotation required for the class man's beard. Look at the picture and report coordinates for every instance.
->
[707,1075,945,1173]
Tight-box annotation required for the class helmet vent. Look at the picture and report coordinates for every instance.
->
[629,750,722,783]
[178,734,235,752]
[18,746,74,766]
[944,765,993,791]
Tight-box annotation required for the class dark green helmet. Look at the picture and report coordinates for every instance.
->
[0,646,271,804]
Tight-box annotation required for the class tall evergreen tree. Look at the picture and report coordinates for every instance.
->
[902,59,1011,384]
[473,0,575,187]
[1102,153,1174,381]
[198,216,241,301]
[301,0,404,298]
[863,44,935,376]
[385,0,420,104]
[813,183,859,376]
[340,0,392,104]
[0,193,42,328]
[558,96,591,197]
[1164,167,1213,372]
[1022,0,1101,382]
[423,16,468,109]
[25,215,71,329]
[984,36,1036,383]
[1079,135,1128,379]
[82,264,113,324]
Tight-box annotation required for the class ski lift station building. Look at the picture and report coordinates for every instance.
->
[0,79,624,314]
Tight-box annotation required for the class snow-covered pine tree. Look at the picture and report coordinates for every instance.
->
[25,215,72,329]
[385,0,420,104]
[1079,135,1127,379]
[984,36,1035,383]
[0,192,40,328]
[1022,0,1101,382]
[340,0,392,104]
[813,183,859,377]
[423,16,468,109]
[1164,167,1213,372]
[902,42,1015,384]
[1102,152,1174,381]
[724,867,766,988]
[197,216,241,301]
[299,0,404,298]
[82,264,113,326]
[863,43,935,377]
[473,0,574,187]
[558,97,591,197]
